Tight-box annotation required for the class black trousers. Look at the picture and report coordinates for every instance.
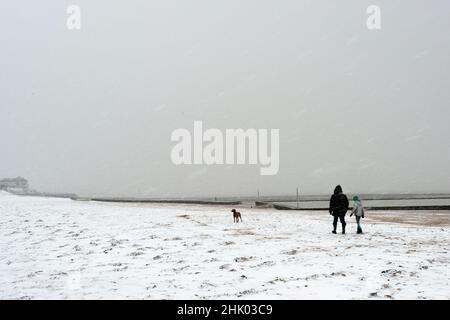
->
[333,214,346,231]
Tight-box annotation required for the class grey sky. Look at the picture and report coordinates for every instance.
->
[1,0,450,197]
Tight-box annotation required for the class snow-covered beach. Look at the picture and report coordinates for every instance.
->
[0,192,449,299]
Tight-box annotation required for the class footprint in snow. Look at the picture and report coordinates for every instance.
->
[234,256,255,262]
[129,251,144,257]
[281,249,298,255]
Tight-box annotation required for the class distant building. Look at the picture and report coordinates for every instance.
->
[0,177,29,191]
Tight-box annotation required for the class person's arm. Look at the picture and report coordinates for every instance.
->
[329,196,334,215]
[350,205,355,217]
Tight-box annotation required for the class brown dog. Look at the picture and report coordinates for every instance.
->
[231,209,243,223]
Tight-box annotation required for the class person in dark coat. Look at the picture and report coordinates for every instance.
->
[329,185,349,234]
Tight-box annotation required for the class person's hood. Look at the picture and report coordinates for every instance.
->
[334,185,343,194]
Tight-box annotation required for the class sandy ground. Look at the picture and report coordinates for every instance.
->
[0,192,449,299]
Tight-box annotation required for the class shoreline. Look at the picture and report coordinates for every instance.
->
[5,190,450,211]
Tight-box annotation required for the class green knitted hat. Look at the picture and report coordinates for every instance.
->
[353,195,360,201]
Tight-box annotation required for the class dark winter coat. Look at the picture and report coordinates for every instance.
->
[329,185,349,216]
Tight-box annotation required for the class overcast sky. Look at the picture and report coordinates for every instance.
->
[1,0,450,197]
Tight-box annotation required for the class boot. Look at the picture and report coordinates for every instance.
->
[332,230,337,234]
[342,223,346,234]
[357,223,363,234]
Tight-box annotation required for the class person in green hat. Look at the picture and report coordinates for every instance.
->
[350,195,365,234]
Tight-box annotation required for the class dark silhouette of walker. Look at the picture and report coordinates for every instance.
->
[329,185,349,234]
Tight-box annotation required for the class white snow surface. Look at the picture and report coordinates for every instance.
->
[0,192,449,299]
